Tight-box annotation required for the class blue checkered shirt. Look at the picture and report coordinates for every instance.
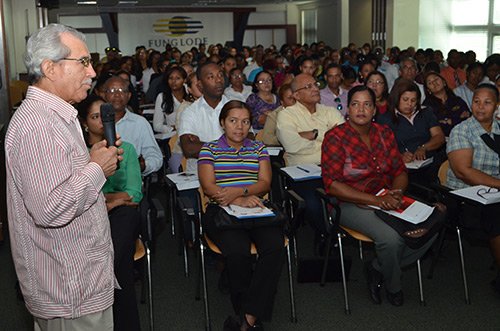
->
[446,116,500,189]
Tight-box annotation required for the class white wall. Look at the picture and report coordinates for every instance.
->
[418,0,452,53]
[4,0,37,79]
[391,0,420,49]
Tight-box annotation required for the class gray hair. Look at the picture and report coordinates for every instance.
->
[24,24,86,84]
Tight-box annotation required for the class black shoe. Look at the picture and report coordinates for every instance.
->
[364,262,383,304]
[386,290,404,306]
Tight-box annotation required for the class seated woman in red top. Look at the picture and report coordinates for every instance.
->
[321,85,438,306]
[365,70,389,121]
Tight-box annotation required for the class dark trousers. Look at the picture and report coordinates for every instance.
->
[205,218,285,321]
[288,179,324,233]
[109,205,141,331]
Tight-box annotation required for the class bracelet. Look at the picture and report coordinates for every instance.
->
[418,144,426,151]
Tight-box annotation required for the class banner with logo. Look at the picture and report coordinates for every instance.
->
[118,12,234,54]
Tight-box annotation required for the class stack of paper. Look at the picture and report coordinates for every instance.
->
[405,157,433,169]
[371,189,435,224]
[280,164,322,181]
[451,185,500,205]
[166,172,200,191]
[221,205,275,219]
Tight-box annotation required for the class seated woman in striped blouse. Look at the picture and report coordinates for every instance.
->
[198,100,285,331]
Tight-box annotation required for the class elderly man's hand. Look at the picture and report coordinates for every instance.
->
[90,140,120,177]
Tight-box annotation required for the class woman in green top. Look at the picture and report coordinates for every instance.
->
[76,93,142,331]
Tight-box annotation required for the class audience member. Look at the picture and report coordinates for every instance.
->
[454,62,485,109]
[321,85,441,306]
[365,70,390,120]
[423,72,470,136]
[379,79,445,184]
[261,83,295,146]
[446,84,500,295]
[441,49,466,90]
[320,63,348,116]
[178,62,229,173]
[224,67,252,102]
[394,57,426,103]
[198,100,284,331]
[101,76,163,176]
[246,70,280,130]
[77,94,142,331]
[142,50,161,93]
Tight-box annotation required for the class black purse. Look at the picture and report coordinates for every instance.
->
[374,207,445,249]
[203,200,288,230]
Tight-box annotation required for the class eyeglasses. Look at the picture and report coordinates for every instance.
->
[105,47,120,53]
[105,87,129,94]
[367,79,384,86]
[60,56,92,68]
[476,187,499,200]
[231,74,243,78]
[294,81,321,92]
[334,97,343,111]
[257,78,273,84]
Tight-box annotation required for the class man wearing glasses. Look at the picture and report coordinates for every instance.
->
[277,73,345,242]
[5,24,120,330]
[320,63,348,116]
[101,75,163,176]
[277,73,345,166]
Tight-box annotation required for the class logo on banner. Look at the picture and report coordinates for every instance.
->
[153,16,203,37]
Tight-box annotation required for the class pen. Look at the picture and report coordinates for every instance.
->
[297,166,310,173]
[227,205,234,212]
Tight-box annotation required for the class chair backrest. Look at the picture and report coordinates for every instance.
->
[9,80,29,107]
[255,130,264,142]
[438,160,449,186]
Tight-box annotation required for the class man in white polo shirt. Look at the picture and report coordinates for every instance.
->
[178,61,229,173]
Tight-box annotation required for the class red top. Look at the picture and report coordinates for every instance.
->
[321,121,406,195]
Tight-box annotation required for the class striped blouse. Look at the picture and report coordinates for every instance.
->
[198,135,269,187]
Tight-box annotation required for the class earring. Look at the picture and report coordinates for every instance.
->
[84,126,89,132]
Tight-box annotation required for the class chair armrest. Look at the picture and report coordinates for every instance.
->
[285,189,306,235]
[315,188,341,234]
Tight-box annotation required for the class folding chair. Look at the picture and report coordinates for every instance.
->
[316,188,425,314]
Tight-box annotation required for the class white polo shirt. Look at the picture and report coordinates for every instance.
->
[178,95,229,173]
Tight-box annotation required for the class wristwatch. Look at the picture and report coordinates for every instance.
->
[312,129,319,140]
[243,187,249,197]
[419,144,426,151]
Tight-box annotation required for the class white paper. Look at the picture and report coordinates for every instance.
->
[280,164,322,181]
[221,205,275,219]
[266,146,283,156]
[370,189,435,224]
[451,185,500,205]
[405,157,433,169]
[155,131,177,140]
[166,172,200,191]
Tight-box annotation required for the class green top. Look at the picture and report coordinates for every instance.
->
[102,141,143,203]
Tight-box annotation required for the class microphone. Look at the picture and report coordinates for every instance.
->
[100,103,117,148]
[100,103,119,169]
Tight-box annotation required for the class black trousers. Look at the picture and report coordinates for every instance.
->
[109,205,141,331]
[205,217,285,321]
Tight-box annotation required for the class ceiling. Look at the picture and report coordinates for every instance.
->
[57,0,308,8]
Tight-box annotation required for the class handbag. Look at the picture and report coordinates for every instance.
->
[374,206,445,249]
[203,200,288,230]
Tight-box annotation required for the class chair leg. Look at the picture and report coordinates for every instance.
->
[427,226,447,279]
[145,242,154,331]
[292,236,298,270]
[320,233,333,287]
[200,243,211,331]
[337,233,350,314]
[183,240,189,278]
[286,244,297,323]
[456,226,471,304]
[417,259,425,306]
[358,240,363,261]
